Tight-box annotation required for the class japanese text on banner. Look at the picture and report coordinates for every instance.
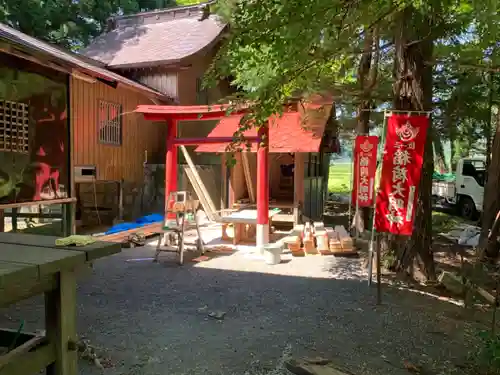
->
[374,115,429,236]
[352,136,379,207]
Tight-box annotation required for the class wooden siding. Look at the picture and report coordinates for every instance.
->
[134,71,178,99]
[70,77,166,183]
[177,51,233,105]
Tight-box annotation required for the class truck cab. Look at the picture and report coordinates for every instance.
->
[432,157,485,220]
[455,157,485,219]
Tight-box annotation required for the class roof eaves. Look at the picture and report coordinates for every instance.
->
[0,23,170,100]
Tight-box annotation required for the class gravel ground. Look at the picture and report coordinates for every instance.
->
[0,240,483,375]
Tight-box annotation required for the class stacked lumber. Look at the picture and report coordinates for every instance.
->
[335,226,354,251]
[281,223,357,257]
[322,226,357,256]
[283,235,303,256]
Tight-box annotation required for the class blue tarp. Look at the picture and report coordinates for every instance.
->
[104,213,164,235]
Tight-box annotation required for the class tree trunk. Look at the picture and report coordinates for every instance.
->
[485,71,495,171]
[478,109,500,259]
[388,6,436,281]
[432,130,447,173]
[354,27,379,232]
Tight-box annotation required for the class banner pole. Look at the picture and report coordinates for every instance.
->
[368,112,389,287]
[348,133,355,234]
[376,232,382,304]
[355,145,360,239]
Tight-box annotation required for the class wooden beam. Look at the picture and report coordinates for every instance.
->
[182,166,216,221]
[179,145,217,218]
[241,152,255,203]
[45,270,78,375]
[0,198,76,210]
[173,136,259,146]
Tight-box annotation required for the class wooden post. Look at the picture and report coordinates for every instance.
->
[62,203,75,236]
[0,209,4,232]
[12,208,18,233]
[45,270,78,375]
[376,234,382,305]
[118,179,124,221]
[293,153,305,225]
[242,151,255,203]
[165,119,178,219]
[256,124,270,252]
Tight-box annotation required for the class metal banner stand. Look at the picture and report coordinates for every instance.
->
[348,132,355,235]
[367,112,388,296]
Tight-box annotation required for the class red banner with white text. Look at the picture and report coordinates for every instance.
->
[351,136,379,207]
[374,114,429,236]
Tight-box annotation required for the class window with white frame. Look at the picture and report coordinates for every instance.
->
[98,100,122,145]
[0,99,30,154]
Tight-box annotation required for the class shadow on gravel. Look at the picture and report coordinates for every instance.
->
[0,248,484,375]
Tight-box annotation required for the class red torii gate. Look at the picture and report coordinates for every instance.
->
[135,104,271,248]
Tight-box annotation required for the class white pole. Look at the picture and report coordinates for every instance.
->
[348,133,355,233]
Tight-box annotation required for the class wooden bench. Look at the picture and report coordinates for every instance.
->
[0,233,120,375]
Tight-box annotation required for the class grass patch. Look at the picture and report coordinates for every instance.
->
[328,163,352,194]
[432,211,471,235]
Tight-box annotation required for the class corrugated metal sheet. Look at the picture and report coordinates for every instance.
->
[195,112,327,153]
[71,77,166,183]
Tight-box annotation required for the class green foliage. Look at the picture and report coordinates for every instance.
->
[0,0,179,49]
[469,330,500,374]
[328,163,351,194]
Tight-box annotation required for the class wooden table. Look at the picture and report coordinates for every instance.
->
[220,208,281,245]
[0,233,120,375]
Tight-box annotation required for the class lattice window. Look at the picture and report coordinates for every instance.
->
[0,99,30,154]
[98,100,122,145]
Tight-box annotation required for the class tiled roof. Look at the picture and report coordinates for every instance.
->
[0,23,168,99]
[82,4,226,68]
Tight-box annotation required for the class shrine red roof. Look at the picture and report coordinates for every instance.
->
[195,112,327,153]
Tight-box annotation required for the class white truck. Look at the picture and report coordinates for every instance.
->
[432,157,486,220]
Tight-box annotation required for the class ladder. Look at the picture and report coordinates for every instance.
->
[154,191,205,265]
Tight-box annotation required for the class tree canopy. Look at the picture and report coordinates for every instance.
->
[0,0,197,49]
[207,0,500,278]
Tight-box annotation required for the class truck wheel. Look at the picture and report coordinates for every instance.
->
[459,196,478,220]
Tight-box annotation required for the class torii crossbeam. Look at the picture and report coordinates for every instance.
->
[134,104,271,249]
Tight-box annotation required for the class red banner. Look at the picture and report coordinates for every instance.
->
[352,136,379,207]
[374,114,429,236]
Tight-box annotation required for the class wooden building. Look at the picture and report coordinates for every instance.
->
[195,98,336,223]
[0,23,169,232]
[84,2,336,224]
[82,1,234,215]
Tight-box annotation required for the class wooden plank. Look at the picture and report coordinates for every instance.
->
[0,328,39,348]
[179,146,217,216]
[0,198,76,210]
[0,274,57,308]
[45,270,78,375]
[183,166,216,221]
[97,222,162,243]
[285,358,353,375]
[241,152,255,203]
[0,244,85,277]
[0,233,120,261]
[0,335,47,369]
[0,342,56,375]
[0,261,39,288]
